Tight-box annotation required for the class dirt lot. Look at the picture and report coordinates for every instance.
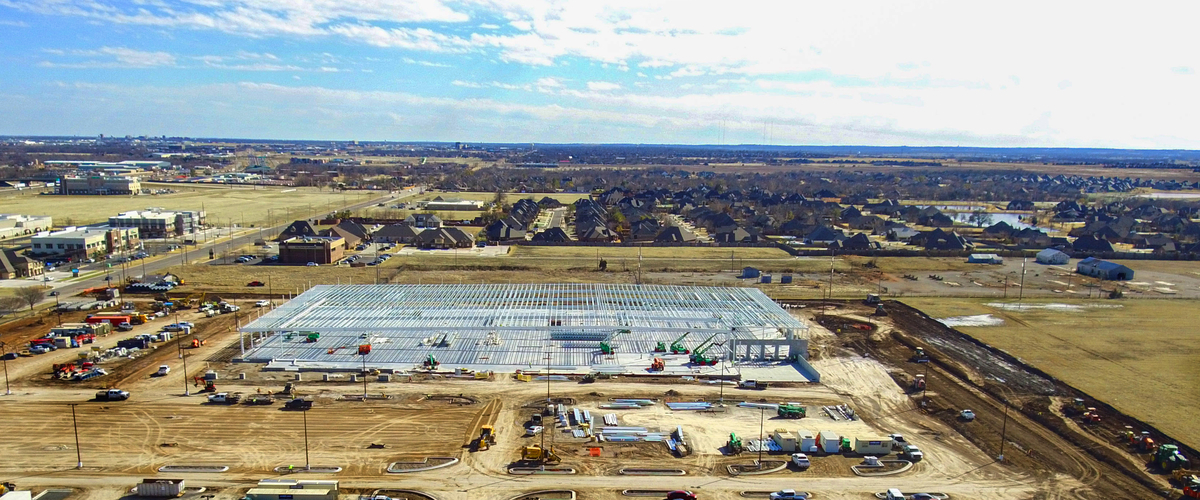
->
[903,297,1200,451]
[0,292,1182,500]
[0,184,378,226]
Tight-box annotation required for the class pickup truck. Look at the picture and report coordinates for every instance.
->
[207,392,242,404]
[284,398,313,410]
[737,380,768,390]
[155,365,170,377]
[95,389,130,401]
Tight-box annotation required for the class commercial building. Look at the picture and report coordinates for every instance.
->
[278,236,345,264]
[31,226,139,258]
[60,175,141,195]
[421,197,483,211]
[108,209,205,238]
[0,249,42,279]
[1036,248,1070,265]
[238,284,816,379]
[0,214,52,238]
[1076,257,1134,281]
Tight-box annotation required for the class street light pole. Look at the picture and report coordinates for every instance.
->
[758,407,765,469]
[70,403,82,468]
[998,401,1010,462]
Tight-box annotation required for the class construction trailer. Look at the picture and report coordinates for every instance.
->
[854,436,894,455]
[796,430,817,453]
[817,430,841,454]
[771,429,798,452]
[135,479,185,497]
[247,480,338,500]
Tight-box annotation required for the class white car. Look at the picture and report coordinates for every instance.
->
[255,300,271,307]
[791,453,810,469]
[306,262,318,267]
[769,490,807,500]
[960,409,976,421]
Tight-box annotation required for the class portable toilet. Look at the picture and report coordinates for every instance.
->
[817,430,841,454]
[796,429,817,452]
[741,267,761,279]
[780,274,793,284]
[760,274,772,284]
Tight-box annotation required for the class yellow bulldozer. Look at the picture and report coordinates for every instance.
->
[472,425,496,451]
[520,445,561,464]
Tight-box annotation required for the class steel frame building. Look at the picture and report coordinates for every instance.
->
[238,284,813,376]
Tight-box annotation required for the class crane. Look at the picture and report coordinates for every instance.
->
[670,332,692,354]
[600,329,629,355]
[688,334,721,365]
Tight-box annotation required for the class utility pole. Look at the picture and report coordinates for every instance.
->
[998,400,1010,462]
[0,341,11,395]
[179,311,190,396]
[361,347,369,399]
[70,403,82,468]
[827,250,836,300]
[1017,258,1027,308]
[302,408,310,469]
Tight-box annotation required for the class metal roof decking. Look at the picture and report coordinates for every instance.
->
[239,284,806,370]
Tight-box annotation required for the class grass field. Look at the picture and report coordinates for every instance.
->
[903,297,1200,451]
[0,184,381,227]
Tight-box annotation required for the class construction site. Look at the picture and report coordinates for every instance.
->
[236,284,816,380]
[0,285,1194,500]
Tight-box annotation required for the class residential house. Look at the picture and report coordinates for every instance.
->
[1071,234,1115,253]
[910,228,972,251]
[373,224,420,244]
[0,249,42,279]
[404,213,443,228]
[531,227,570,242]
[654,226,697,243]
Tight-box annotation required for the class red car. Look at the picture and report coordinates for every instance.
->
[666,492,696,500]
[246,281,265,287]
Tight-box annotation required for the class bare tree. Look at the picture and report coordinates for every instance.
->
[15,286,44,314]
[0,296,23,317]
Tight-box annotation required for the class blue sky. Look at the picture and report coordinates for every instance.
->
[0,0,1197,148]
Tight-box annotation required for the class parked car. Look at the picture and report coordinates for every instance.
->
[155,365,170,377]
[255,300,271,307]
[666,492,696,500]
[247,281,265,287]
[791,453,810,469]
[306,262,318,267]
[117,322,134,331]
[960,409,976,421]
[95,389,130,401]
[29,345,50,355]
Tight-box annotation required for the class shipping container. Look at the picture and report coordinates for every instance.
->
[853,436,894,455]
[771,429,797,452]
[136,479,185,497]
[796,429,817,452]
[817,430,841,454]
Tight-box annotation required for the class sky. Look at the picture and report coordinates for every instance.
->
[0,1,1197,148]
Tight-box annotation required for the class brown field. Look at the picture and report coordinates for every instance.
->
[904,297,1200,451]
[0,400,477,472]
[0,184,380,227]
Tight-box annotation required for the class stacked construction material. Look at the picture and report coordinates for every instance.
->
[603,414,618,426]
[738,402,779,410]
[613,399,655,405]
[745,439,784,453]
[665,402,712,410]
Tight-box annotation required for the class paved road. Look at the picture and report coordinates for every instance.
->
[44,189,412,302]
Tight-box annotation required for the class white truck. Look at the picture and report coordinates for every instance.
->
[206,393,242,404]
[901,444,924,462]
[95,389,130,401]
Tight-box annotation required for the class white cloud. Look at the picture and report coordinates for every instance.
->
[40,46,176,68]
[402,57,452,67]
[586,81,620,91]
[451,79,483,88]
[0,19,28,27]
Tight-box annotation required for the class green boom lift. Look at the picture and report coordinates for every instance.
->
[600,329,629,355]
[688,334,721,365]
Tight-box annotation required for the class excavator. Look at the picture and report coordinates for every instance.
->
[472,425,496,451]
[193,376,216,392]
[520,445,561,464]
[600,329,629,355]
[688,334,720,366]
[424,355,440,370]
